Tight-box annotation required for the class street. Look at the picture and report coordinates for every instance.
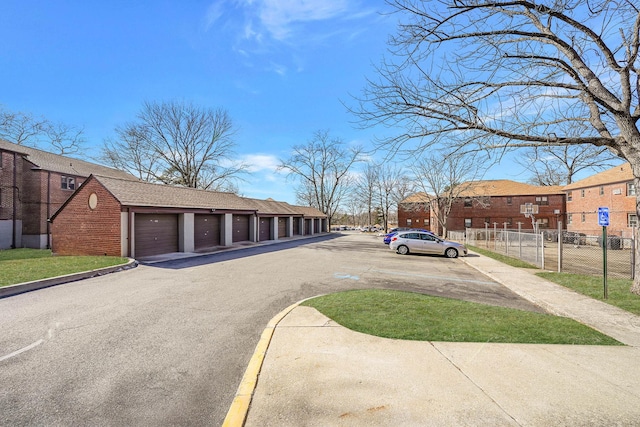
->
[1,233,539,426]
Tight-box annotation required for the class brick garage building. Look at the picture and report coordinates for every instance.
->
[563,163,636,237]
[50,175,327,258]
[399,180,566,235]
[0,139,134,249]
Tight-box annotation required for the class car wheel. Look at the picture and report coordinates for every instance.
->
[445,248,458,258]
[397,245,409,255]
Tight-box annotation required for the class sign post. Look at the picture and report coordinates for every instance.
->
[598,207,610,299]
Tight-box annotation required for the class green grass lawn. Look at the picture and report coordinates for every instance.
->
[537,272,640,316]
[302,289,622,345]
[467,244,640,316]
[0,248,129,287]
[468,245,538,268]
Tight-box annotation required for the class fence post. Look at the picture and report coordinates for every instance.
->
[557,221,562,273]
[504,222,509,256]
[493,222,498,250]
[540,232,545,269]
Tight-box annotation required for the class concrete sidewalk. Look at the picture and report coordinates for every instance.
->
[228,252,640,426]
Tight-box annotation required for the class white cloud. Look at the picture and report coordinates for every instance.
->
[241,153,281,172]
[204,0,226,31]
[257,0,350,40]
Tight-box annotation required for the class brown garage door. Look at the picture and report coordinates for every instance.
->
[135,214,178,257]
[195,214,221,250]
[293,218,301,235]
[258,218,271,241]
[233,215,251,242]
[278,217,287,238]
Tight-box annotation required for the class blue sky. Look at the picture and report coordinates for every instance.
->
[1,0,546,204]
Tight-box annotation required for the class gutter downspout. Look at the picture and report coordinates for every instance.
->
[11,152,17,249]
[46,171,51,249]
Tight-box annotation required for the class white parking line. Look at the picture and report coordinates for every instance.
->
[0,339,44,363]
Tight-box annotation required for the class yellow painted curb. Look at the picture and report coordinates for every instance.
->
[221,301,302,427]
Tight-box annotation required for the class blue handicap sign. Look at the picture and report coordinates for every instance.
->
[598,207,610,226]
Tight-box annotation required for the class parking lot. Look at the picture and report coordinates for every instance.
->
[1,232,541,426]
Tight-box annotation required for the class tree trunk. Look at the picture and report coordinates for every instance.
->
[632,171,640,295]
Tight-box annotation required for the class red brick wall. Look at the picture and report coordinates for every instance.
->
[51,177,122,256]
[21,167,85,234]
[566,182,636,236]
[397,202,435,231]
[446,194,566,230]
[0,151,24,221]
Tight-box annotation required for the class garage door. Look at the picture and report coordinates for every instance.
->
[293,218,301,235]
[195,214,221,250]
[278,217,287,238]
[305,219,312,235]
[233,215,251,243]
[135,214,178,257]
[258,218,271,241]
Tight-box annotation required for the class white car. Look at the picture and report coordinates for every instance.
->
[389,231,468,258]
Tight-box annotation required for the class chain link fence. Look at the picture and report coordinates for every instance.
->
[449,228,635,279]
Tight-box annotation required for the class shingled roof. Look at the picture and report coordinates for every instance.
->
[0,138,135,180]
[91,175,256,210]
[54,174,327,219]
[401,180,564,203]
[563,163,632,191]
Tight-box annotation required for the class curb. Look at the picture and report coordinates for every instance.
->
[222,300,304,427]
[0,258,138,299]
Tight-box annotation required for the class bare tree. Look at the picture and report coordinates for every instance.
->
[44,121,85,156]
[101,100,246,191]
[0,108,45,145]
[278,130,362,228]
[0,106,85,155]
[101,125,159,181]
[519,145,620,186]
[411,153,487,238]
[355,162,379,227]
[355,0,640,293]
[375,162,410,232]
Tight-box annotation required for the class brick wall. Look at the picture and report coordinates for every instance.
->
[0,150,24,221]
[397,202,434,231]
[21,167,85,235]
[446,194,566,231]
[566,181,636,236]
[51,177,122,256]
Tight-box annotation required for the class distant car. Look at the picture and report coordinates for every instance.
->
[383,228,433,245]
[389,231,468,258]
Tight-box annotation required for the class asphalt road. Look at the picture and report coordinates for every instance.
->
[0,232,542,426]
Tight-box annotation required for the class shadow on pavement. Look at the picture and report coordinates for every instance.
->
[142,233,343,270]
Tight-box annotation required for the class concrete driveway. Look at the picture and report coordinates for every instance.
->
[0,232,536,426]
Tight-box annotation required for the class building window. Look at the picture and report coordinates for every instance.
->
[581,189,585,197]
[537,218,549,228]
[484,217,491,225]
[567,191,572,201]
[464,218,472,228]
[628,182,636,196]
[415,219,420,223]
[464,197,472,207]
[407,219,412,226]
[567,214,572,224]
[599,186,604,195]
[628,214,638,227]
[535,196,549,205]
[424,219,429,225]
[506,196,512,205]
[507,217,512,226]
[581,213,586,222]
[61,176,75,190]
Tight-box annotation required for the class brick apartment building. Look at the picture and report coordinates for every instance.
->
[399,180,566,236]
[0,139,134,249]
[563,163,637,237]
